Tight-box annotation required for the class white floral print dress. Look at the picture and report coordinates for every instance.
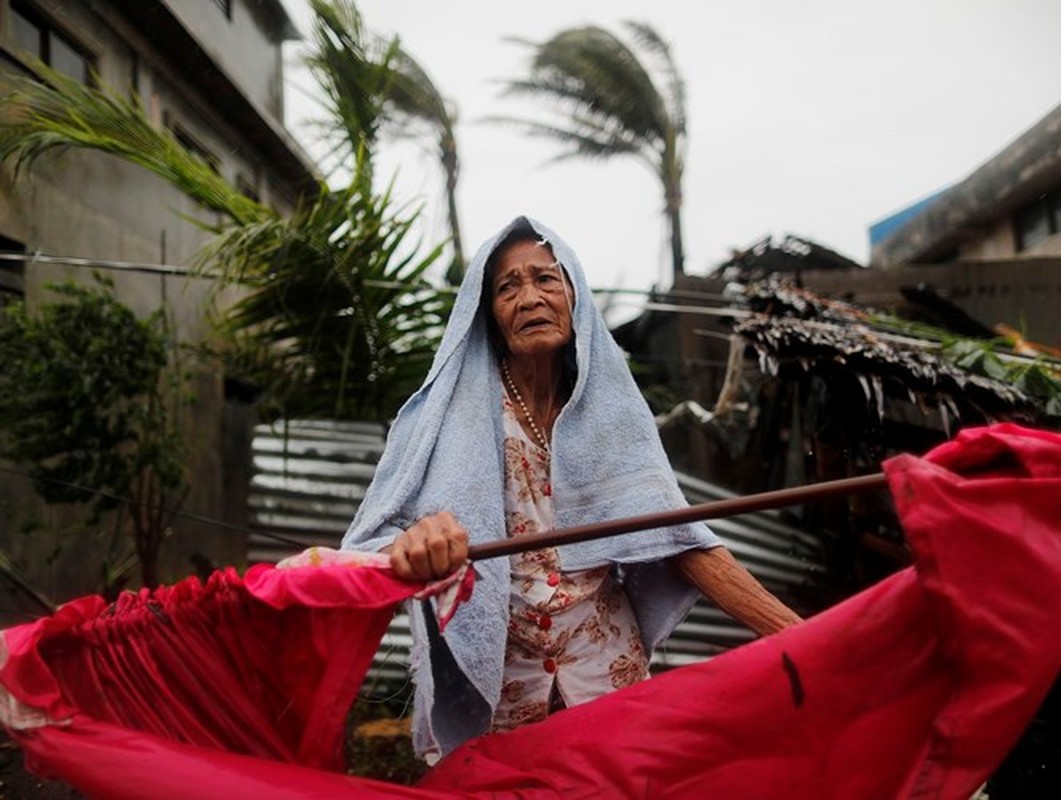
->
[492,389,650,732]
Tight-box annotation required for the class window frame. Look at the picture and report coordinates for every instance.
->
[1014,187,1061,252]
[9,0,95,84]
[211,0,233,21]
[165,114,221,175]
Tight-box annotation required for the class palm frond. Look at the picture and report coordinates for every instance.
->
[205,161,449,420]
[622,21,687,135]
[0,62,266,225]
[495,21,689,278]
[304,0,400,186]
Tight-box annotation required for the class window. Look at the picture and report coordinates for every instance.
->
[1014,187,1061,252]
[236,174,260,203]
[10,2,93,84]
[167,118,220,173]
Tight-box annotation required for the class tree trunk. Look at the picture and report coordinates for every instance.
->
[441,137,465,286]
[668,198,685,280]
[663,136,685,281]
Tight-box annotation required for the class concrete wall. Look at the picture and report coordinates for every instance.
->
[0,1,307,619]
[166,0,288,121]
[958,217,1018,261]
[958,215,1061,261]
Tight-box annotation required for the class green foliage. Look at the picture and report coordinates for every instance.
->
[0,54,454,424]
[943,339,1061,418]
[202,174,450,421]
[305,0,398,189]
[0,62,265,226]
[305,0,465,280]
[0,276,186,586]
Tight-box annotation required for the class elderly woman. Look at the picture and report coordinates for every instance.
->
[341,217,800,760]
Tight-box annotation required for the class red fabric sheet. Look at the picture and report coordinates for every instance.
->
[1,423,1058,799]
[0,560,422,773]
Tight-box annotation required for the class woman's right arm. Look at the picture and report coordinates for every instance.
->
[386,511,470,581]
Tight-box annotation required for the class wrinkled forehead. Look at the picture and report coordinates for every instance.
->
[486,235,560,282]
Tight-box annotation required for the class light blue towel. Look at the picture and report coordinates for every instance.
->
[341,216,721,756]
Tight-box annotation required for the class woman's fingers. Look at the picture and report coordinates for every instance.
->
[390,512,469,581]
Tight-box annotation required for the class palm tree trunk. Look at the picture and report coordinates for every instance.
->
[663,132,685,281]
[668,197,685,280]
[441,137,465,285]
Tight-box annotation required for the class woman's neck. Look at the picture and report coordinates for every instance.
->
[503,354,566,433]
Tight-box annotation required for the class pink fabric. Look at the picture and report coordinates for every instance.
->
[0,423,1056,799]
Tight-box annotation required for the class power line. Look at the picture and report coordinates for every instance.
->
[0,250,736,304]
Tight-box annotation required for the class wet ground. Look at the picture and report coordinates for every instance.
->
[0,737,81,800]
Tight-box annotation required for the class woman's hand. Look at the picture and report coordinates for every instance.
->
[387,512,469,581]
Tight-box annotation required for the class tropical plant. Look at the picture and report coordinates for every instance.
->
[0,276,186,588]
[942,338,1061,417]
[303,0,397,190]
[200,174,447,420]
[0,63,264,226]
[0,61,450,421]
[493,21,689,280]
[305,0,465,282]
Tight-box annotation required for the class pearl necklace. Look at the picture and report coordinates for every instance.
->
[501,359,552,454]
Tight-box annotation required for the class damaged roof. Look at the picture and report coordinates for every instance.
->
[733,280,1057,424]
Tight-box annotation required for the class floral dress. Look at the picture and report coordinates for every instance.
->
[492,389,650,732]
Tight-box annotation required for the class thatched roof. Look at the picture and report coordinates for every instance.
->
[733,281,1053,425]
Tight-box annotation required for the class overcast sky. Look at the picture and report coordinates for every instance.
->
[279,0,1061,310]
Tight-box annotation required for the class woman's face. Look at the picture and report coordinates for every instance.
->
[489,239,573,361]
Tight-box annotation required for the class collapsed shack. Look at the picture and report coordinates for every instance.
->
[635,278,1059,601]
[714,279,1061,796]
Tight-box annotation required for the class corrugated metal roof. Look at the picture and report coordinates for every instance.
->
[248,420,826,686]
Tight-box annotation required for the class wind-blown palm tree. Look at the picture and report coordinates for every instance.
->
[494,22,689,280]
[306,0,465,283]
[303,0,396,190]
[384,49,465,284]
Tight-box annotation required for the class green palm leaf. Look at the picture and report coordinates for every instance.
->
[303,1,464,282]
[0,52,451,422]
[0,61,266,226]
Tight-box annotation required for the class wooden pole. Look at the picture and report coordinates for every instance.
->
[468,472,888,562]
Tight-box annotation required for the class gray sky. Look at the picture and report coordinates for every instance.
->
[280,0,1061,310]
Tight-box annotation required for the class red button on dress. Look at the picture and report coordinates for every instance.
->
[546,573,560,587]
[538,613,552,631]
[543,658,556,674]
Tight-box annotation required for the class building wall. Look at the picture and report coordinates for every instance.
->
[0,0,301,266]
[957,217,1018,261]
[165,0,288,121]
[957,210,1061,260]
[1021,230,1061,257]
[0,0,310,617]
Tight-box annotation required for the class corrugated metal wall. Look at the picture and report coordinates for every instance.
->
[248,420,825,685]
